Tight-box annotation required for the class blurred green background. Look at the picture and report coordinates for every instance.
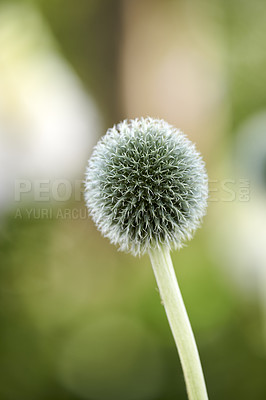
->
[1,0,266,399]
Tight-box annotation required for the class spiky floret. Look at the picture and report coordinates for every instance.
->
[85,118,208,256]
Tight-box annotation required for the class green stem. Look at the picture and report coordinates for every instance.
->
[149,246,208,400]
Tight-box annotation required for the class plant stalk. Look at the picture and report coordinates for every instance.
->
[149,246,208,400]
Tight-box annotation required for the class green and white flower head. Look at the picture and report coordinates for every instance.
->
[85,117,208,256]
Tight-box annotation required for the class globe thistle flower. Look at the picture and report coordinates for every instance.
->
[85,117,208,256]
[84,117,209,400]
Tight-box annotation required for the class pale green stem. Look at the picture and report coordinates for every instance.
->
[149,246,208,400]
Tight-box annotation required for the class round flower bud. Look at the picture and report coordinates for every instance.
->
[85,118,208,255]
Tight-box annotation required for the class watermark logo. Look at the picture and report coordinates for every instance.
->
[208,178,250,202]
[15,179,83,202]
[14,206,89,220]
[13,178,251,220]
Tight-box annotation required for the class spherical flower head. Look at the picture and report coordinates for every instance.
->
[85,118,208,256]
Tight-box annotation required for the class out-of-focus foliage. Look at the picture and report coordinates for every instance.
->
[37,0,124,126]
[1,0,266,399]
